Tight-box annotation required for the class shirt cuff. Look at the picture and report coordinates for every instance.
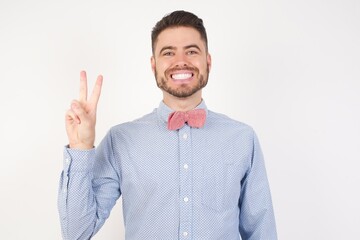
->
[63,145,96,172]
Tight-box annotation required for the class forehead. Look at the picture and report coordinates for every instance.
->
[154,26,205,52]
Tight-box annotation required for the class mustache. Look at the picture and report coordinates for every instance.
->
[165,66,198,75]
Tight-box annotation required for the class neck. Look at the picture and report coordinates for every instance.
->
[163,91,202,111]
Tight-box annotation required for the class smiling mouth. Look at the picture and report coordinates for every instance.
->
[171,73,193,80]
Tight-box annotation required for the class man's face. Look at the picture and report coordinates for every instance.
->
[151,27,211,99]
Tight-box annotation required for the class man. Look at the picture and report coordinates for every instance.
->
[59,10,277,240]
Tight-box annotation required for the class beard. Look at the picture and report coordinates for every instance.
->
[155,65,209,98]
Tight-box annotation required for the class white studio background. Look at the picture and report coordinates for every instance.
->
[0,0,359,239]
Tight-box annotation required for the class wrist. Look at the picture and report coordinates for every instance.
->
[68,143,94,150]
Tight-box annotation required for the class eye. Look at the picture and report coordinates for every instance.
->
[187,50,198,55]
[163,51,174,56]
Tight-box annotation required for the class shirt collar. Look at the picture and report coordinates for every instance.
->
[157,100,208,123]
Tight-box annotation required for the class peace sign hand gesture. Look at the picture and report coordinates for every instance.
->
[65,71,103,149]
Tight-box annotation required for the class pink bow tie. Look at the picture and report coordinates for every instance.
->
[167,109,206,130]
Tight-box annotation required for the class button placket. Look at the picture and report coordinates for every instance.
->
[178,126,193,239]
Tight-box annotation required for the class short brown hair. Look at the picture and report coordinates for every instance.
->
[151,10,208,54]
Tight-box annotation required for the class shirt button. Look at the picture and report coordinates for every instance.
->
[183,164,189,169]
[183,231,188,237]
[65,158,70,164]
[182,133,188,139]
[184,197,189,202]
[63,188,67,193]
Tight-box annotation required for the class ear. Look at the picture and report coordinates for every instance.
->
[207,53,212,72]
[151,56,156,74]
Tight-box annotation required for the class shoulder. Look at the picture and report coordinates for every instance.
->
[207,110,255,134]
[108,109,158,136]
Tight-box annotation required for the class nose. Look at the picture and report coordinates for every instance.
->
[173,52,188,67]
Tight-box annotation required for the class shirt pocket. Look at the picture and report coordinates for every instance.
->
[201,150,244,212]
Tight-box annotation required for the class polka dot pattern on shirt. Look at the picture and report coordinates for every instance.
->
[58,100,277,240]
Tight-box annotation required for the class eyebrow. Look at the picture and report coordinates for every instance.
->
[184,44,201,52]
[159,44,202,55]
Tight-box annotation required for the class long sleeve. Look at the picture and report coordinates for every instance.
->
[58,101,278,239]
[238,132,277,240]
[58,131,121,240]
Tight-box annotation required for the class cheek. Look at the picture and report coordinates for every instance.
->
[158,63,172,75]
[152,58,165,72]
[193,58,207,69]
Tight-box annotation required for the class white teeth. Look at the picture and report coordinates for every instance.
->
[171,73,192,80]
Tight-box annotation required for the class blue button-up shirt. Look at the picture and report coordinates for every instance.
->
[58,101,277,240]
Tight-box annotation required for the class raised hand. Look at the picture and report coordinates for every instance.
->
[65,71,103,149]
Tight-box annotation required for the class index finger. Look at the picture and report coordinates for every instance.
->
[88,74,103,108]
[79,70,88,102]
